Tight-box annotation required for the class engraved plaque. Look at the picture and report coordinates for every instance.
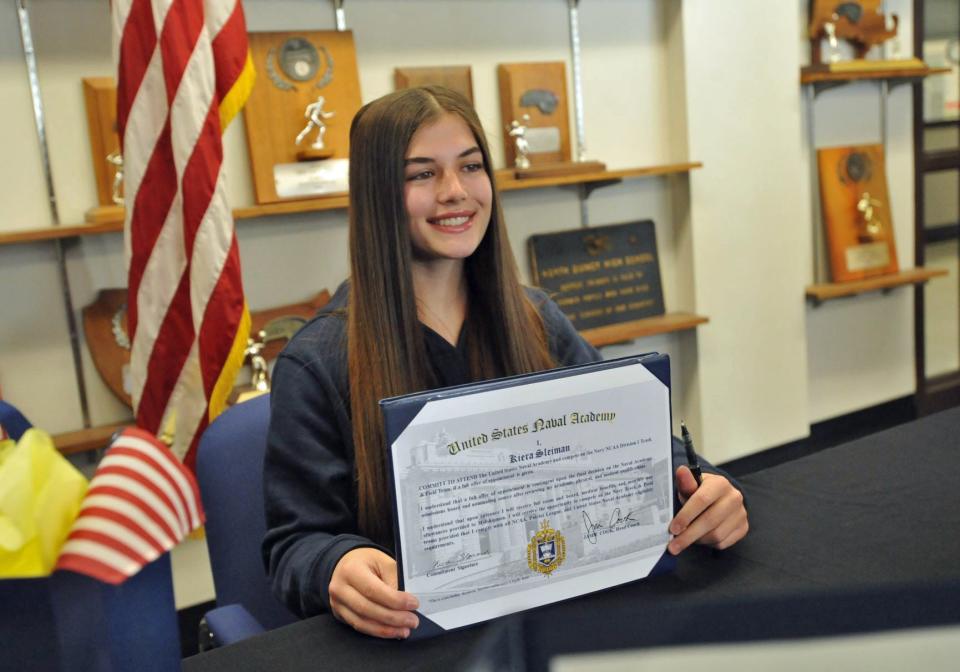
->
[529,221,665,331]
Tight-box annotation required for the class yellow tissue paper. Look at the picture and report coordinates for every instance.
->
[0,428,88,578]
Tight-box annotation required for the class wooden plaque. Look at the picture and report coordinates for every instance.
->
[82,77,121,207]
[82,289,330,407]
[818,144,899,283]
[498,62,571,168]
[394,66,474,103]
[243,31,362,204]
[529,221,665,331]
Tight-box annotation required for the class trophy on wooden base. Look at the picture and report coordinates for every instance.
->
[497,61,605,179]
[82,77,124,214]
[82,290,331,408]
[243,31,362,203]
[807,0,921,71]
[818,144,899,283]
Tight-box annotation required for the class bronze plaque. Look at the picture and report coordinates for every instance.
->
[529,221,665,331]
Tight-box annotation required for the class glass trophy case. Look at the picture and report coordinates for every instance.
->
[915,0,960,412]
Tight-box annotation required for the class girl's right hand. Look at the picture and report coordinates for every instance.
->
[328,547,420,639]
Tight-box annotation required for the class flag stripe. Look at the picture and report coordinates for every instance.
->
[116,0,158,141]
[87,483,180,542]
[66,527,153,566]
[80,493,175,548]
[58,540,143,579]
[74,505,168,554]
[57,554,131,586]
[98,453,190,532]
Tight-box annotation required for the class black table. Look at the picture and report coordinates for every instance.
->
[184,408,960,672]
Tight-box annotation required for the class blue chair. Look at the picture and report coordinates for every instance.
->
[195,393,297,649]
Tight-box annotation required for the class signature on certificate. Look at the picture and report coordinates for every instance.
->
[432,551,476,570]
[581,508,641,544]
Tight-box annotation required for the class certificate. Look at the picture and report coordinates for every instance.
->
[381,354,675,638]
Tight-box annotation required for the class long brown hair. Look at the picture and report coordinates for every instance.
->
[347,86,555,545]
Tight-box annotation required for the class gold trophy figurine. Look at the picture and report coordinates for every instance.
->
[856,191,883,239]
[508,114,531,170]
[106,151,124,206]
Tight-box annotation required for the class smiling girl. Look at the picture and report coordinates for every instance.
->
[263,87,747,640]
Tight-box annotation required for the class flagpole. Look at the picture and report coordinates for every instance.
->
[16,0,92,430]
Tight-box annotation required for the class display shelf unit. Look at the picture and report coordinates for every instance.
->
[802,58,951,302]
[806,267,947,303]
[0,162,703,247]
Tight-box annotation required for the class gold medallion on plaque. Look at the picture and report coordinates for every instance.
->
[527,519,566,576]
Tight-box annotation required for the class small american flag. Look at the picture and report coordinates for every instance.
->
[55,428,204,584]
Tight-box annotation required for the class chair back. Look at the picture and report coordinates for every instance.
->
[196,394,297,630]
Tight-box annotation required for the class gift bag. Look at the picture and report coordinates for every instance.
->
[1,554,180,672]
[0,402,181,672]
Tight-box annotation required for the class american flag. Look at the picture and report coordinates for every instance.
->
[55,428,204,584]
[112,0,255,470]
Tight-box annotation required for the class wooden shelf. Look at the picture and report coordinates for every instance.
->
[0,162,702,247]
[801,63,950,85]
[495,162,702,192]
[806,268,949,303]
[53,422,126,456]
[580,312,709,347]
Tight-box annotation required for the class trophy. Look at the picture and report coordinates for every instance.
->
[106,151,124,206]
[509,114,531,170]
[82,77,123,211]
[807,0,918,70]
[497,62,605,178]
[82,290,331,407]
[294,95,335,159]
[243,32,362,203]
[817,145,899,282]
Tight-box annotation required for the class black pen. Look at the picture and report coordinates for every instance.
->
[680,421,703,487]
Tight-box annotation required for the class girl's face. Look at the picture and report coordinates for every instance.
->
[403,112,492,264]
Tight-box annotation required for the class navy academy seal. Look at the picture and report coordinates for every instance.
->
[527,519,566,576]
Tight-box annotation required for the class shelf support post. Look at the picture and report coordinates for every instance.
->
[805,84,826,283]
[16,0,92,429]
[566,0,589,227]
[332,0,347,31]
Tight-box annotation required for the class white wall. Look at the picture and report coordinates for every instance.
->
[0,0,937,465]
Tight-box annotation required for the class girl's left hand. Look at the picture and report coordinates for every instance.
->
[667,467,748,555]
